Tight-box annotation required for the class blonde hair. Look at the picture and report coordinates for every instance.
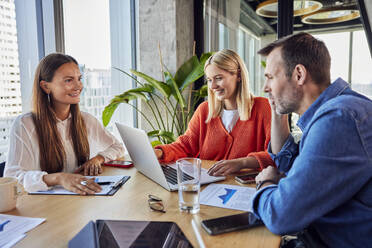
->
[205,49,254,123]
[32,53,90,173]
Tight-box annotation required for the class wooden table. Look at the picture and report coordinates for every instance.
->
[8,161,280,248]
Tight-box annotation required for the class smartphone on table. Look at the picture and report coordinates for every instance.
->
[235,172,258,184]
[201,212,263,235]
[103,160,134,168]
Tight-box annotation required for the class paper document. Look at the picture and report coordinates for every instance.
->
[0,214,45,248]
[29,175,128,195]
[200,184,256,212]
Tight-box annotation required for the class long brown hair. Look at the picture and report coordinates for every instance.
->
[204,49,254,123]
[32,53,90,173]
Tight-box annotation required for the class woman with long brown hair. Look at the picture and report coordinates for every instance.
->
[5,53,124,194]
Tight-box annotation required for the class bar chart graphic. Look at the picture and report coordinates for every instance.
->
[218,188,237,204]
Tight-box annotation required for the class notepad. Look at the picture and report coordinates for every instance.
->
[0,214,45,248]
[28,175,130,196]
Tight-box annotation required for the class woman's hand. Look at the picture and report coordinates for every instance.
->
[75,155,104,176]
[43,173,102,195]
[207,157,259,176]
[154,148,163,159]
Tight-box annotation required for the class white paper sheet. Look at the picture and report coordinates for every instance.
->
[29,175,127,195]
[0,214,45,247]
[199,183,256,212]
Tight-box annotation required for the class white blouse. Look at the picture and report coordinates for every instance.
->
[221,109,240,133]
[4,112,125,192]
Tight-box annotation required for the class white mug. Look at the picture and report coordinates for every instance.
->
[0,177,22,212]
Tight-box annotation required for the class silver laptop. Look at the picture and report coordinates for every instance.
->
[116,123,225,191]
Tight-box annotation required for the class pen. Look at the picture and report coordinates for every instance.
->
[112,179,123,188]
[191,219,206,248]
[97,182,113,185]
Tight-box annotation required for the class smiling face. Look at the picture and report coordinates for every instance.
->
[42,62,83,110]
[205,64,239,109]
[263,47,303,115]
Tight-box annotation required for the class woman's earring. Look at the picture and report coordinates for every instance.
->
[47,94,50,103]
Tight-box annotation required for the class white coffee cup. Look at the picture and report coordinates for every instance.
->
[0,177,21,212]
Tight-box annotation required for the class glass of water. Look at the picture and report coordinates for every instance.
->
[176,158,201,214]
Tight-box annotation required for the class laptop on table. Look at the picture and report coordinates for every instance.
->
[115,123,225,191]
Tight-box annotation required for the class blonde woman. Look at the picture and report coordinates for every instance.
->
[5,53,125,194]
[154,49,273,176]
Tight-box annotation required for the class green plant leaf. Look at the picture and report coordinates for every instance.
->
[164,71,186,108]
[261,60,266,68]
[126,84,154,93]
[177,53,214,92]
[116,91,149,102]
[102,102,120,127]
[148,130,176,144]
[195,84,208,97]
[102,91,149,126]
[174,56,199,88]
[151,140,163,147]
[130,69,172,97]
[200,52,214,66]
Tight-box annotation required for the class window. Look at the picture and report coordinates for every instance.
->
[62,0,135,135]
[314,30,372,99]
[351,31,372,98]
[204,0,263,96]
[289,30,372,132]
[63,0,113,127]
[314,32,350,82]
[0,0,21,162]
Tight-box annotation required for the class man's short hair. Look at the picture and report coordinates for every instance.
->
[258,32,331,85]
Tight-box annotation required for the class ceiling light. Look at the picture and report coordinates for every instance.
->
[301,8,360,24]
[256,0,323,18]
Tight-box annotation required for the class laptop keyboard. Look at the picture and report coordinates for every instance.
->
[161,166,194,185]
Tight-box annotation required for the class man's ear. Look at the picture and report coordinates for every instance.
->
[39,80,50,94]
[293,64,307,86]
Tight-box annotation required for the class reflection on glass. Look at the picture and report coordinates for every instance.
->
[63,0,112,124]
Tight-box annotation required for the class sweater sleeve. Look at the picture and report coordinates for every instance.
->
[156,103,205,163]
[248,98,275,170]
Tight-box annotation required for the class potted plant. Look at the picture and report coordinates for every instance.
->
[102,52,213,146]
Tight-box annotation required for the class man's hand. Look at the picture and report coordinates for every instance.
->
[255,166,284,185]
[75,155,104,176]
[267,97,290,155]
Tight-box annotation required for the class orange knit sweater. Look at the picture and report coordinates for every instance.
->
[156,97,273,170]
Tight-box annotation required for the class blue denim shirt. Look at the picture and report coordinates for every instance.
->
[252,78,372,247]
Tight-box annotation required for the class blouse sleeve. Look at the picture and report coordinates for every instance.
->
[84,113,125,162]
[4,115,49,192]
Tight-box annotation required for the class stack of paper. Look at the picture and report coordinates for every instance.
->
[0,214,45,248]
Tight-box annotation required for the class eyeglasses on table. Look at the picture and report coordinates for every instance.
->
[148,194,166,213]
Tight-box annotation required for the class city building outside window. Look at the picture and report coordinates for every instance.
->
[62,0,135,136]
[0,0,22,162]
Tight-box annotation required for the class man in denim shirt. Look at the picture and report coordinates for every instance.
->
[252,32,372,247]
